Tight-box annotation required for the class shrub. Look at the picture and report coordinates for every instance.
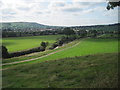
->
[41,42,47,48]
[9,46,46,58]
[49,36,77,50]
[1,45,9,58]
[49,42,58,50]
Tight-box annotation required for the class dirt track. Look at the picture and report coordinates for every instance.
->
[2,41,80,67]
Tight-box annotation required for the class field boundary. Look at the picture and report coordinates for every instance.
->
[2,40,81,66]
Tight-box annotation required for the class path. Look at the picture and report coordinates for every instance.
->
[2,40,81,66]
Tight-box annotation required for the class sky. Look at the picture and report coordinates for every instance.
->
[0,0,119,26]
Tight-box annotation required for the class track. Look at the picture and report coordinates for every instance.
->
[2,41,81,66]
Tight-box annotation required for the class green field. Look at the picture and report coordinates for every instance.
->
[3,53,118,88]
[3,40,79,64]
[2,35,63,52]
[2,38,119,69]
[33,38,118,63]
[2,38,119,88]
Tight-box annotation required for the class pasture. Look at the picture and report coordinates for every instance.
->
[2,35,63,52]
[2,38,119,88]
[34,38,119,62]
[2,38,119,66]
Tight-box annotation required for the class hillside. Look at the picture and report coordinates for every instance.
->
[71,23,120,31]
[0,22,63,31]
[1,22,119,31]
[3,53,118,88]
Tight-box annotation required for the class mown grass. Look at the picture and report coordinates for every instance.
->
[2,35,63,52]
[2,53,118,88]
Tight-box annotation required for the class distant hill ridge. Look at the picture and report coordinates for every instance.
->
[0,22,119,31]
[0,22,63,31]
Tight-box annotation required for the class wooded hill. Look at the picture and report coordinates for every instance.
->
[71,23,120,31]
[0,22,119,31]
[0,22,63,31]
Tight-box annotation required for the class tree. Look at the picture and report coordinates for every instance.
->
[107,1,120,10]
[41,42,48,48]
[77,30,87,37]
[63,27,75,35]
[57,40,63,46]
[2,45,9,58]
[91,30,98,38]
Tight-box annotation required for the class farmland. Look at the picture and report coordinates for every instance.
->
[26,38,118,64]
[2,31,119,88]
[2,35,63,52]
[2,38,119,67]
[1,0,119,88]
[2,37,119,88]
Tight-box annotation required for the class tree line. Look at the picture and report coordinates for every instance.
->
[2,30,64,37]
[2,42,48,58]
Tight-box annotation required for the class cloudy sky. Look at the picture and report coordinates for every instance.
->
[0,0,119,26]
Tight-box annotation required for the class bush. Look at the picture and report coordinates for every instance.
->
[9,46,46,58]
[41,42,47,48]
[2,45,9,58]
[49,42,58,50]
[49,36,77,50]
[57,40,63,46]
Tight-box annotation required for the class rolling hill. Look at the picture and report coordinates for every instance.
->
[0,22,119,32]
[0,22,63,31]
[71,23,120,31]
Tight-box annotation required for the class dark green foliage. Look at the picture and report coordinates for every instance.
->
[57,40,64,46]
[49,42,58,50]
[63,27,75,35]
[107,2,120,10]
[2,30,63,38]
[9,46,45,58]
[2,45,9,58]
[77,30,87,37]
[91,30,98,38]
[41,42,48,48]
[49,36,77,50]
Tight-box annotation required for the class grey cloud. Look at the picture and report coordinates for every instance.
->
[45,11,51,14]
[55,2,65,7]
[63,7,83,12]
[50,2,66,8]
[77,2,94,5]
[36,11,43,14]
[17,7,31,11]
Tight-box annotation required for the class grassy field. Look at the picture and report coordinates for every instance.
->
[3,40,79,64]
[32,38,118,63]
[2,53,118,88]
[2,38,119,88]
[2,35,63,52]
[3,38,119,67]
